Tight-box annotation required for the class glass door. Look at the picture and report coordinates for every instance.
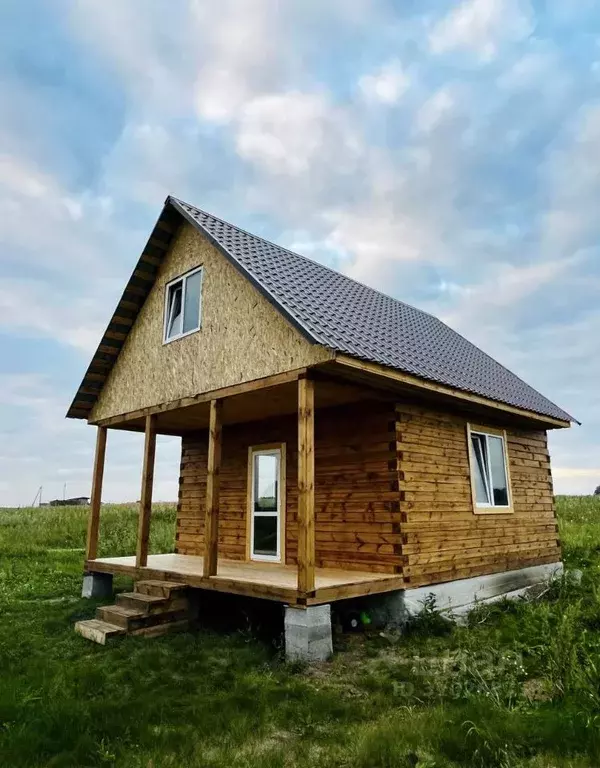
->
[250,448,282,562]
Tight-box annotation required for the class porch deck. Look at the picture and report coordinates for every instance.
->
[86,553,404,606]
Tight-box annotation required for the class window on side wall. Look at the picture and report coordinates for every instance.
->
[467,424,513,513]
[163,266,203,343]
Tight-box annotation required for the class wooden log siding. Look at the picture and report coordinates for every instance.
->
[175,400,402,574]
[395,403,561,588]
[174,398,560,586]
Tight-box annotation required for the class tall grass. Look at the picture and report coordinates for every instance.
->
[0,496,599,766]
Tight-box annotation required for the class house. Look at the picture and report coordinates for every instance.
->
[48,497,90,507]
[68,196,574,658]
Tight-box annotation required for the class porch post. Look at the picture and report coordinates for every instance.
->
[297,375,315,594]
[136,414,157,568]
[85,426,107,561]
[203,399,223,577]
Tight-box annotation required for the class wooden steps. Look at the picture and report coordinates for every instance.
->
[74,618,125,645]
[75,579,194,645]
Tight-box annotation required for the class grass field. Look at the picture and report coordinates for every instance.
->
[1,497,600,767]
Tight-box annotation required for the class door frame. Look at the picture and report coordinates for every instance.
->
[246,443,286,563]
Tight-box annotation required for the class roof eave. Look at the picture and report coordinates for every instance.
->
[332,353,576,429]
[66,199,182,420]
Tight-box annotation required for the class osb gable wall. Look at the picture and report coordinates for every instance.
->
[395,402,561,589]
[176,400,402,574]
[90,222,333,422]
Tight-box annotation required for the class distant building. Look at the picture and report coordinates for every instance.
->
[47,497,90,507]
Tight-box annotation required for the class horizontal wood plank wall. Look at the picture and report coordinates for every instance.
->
[175,400,401,574]
[396,403,561,588]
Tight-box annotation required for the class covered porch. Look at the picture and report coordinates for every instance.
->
[82,365,406,607]
[86,553,402,606]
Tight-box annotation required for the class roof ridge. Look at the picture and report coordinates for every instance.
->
[169,195,441,322]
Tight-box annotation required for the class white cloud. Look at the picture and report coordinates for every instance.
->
[0,279,104,353]
[192,0,283,123]
[68,1,196,111]
[440,257,578,334]
[1,0,598,506]
[358,59,410,104]
[553,468,600,479]
[236,91,362,177]
[541,102,600,259]
[429,0,534,61]
[0,373,181,507]
[0,145,125,280]
[415,88,456,133]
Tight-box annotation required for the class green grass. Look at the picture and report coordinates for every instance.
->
[1,497,600,767]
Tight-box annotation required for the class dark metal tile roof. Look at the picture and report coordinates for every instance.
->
[66,196,574,423]
[172,198,573,424]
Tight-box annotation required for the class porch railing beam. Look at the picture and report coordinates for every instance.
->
[86,426,107,561]
[136,414,157,568]
[297,375,316,594]
[203,399,223,577]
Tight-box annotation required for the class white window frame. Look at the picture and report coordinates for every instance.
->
[163,266,203,344]
[247,444,286,563]
[467,424,513,515]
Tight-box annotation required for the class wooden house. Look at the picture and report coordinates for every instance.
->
[69,197,574,658]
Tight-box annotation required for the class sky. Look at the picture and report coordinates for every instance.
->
[1,0,599,507]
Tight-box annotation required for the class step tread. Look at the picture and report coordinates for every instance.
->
[135,580,187,591]
[117,592,167,605]
[75,619,125,645]
[100,604,145,618]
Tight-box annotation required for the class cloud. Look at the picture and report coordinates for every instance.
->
[553,468,600,479]
[0,150,117,276]
[0,373,181,506]
[429,0,534,60]
[67,0,195,111]
[541,102,600,259]
[439,256,579,333]
[192,0,283,123]
[1,0,599,506]
[0,279,104,353]
[415,88,456,133]
[236,91,362,177]
[358,59,410,104]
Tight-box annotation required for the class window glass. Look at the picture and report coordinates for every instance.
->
[167,283,183,339]
[183,270,202,333]
[254,454,278,512]
[253,516,278,557]
[471,434,491,505]
[164,268,202,341]
[488,435,509,506]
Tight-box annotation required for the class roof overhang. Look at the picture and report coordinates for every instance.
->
[68,198,193,420]
[329,355,574,429]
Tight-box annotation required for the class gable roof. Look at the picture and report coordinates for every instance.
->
[67,195,574,425]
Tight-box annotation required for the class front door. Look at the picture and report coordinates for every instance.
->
[249,446,284,562]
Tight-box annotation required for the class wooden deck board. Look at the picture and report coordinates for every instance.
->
[87,553,403,604]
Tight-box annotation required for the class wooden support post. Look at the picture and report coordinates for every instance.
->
[203,399,223,577]
[86,426,107,561]
[136,414,157,568]
[297,376,315,595]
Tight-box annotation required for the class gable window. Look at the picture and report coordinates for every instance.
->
[467,425,512,513]
[248,444,285,562]
[163,266,203,343]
